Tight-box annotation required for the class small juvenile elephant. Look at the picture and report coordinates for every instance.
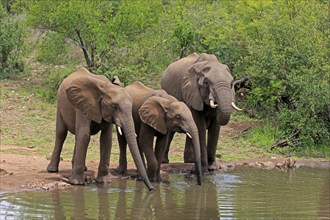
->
[46,68,153,190]
[116,82,202,185]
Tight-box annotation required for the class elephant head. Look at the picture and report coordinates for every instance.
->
[138,96,202,185]
[182,53,242,125]
[66,75,154,191]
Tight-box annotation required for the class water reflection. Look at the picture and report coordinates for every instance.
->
[0,167,329,219]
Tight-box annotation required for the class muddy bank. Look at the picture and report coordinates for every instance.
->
[0,152,329,194]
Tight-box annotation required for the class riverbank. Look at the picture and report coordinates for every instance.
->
[1,147,329,193]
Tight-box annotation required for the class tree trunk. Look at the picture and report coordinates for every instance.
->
[75,29,93,68]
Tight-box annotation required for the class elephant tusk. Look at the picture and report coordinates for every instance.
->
[186,132,192,139]
[117,126,123,136]
[210,100,218,108]
[231,102,243,112]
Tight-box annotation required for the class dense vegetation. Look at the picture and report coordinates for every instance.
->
[1,0,329,157]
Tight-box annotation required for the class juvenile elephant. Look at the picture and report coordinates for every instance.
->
[47,68,154,190]
[161,53,243,172]
[116,82,202,185]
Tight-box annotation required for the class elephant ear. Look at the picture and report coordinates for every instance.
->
[138,96,168,134]
[66,76,108,123]
[182,61,210,111]
[111,76,123,87]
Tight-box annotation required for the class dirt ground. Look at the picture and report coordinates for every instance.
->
[1,145,329,193]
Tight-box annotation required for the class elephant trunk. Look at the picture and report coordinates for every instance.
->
[187,124,202,185]
[214,86,233,126]
[123,117,154,191]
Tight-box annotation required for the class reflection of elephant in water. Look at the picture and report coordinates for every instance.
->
[161,53,243,172]
[46,68,153,190]
[117,82,202,184]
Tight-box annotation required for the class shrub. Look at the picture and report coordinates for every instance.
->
[36,66,76,103]
[37,32,68,65]
[0,5,25,79]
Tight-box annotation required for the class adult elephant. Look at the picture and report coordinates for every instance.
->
[116,81,202,185]
[161,53,243,172]
[47,68,154,191]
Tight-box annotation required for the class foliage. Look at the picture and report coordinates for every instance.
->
[35,66,76,103]
[0,3,25,79]
[36,32,69,65]
[235,0,330,150]
[13,0,330,155]
[21,0,117,69]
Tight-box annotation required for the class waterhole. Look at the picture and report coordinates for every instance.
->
[0,167,329,219]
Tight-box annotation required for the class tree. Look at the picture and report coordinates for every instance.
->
[23,0,116,69]
[0,2,25,78]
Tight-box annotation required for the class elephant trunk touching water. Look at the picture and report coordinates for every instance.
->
[185,122,202,184]
[121,114,153,188]
[117,82,202,185]
[114,110,154,191]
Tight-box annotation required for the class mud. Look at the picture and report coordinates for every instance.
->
[0,148,328,193]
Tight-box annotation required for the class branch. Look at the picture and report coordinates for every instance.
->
[232,76,249,89]
[271,129,300,150]
[75,29,93,68]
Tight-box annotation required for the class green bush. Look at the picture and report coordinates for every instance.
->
[36,66,76,103]
[20,0,329,156]
[37,32,68,65]
[222,0,330,152]
[0,5,25,79]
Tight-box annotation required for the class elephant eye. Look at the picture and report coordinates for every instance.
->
[176,115,181,120]
[203,80,209,87]
[112,104,118,110]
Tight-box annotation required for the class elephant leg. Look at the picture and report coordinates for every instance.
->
[155,135,168,182]
[69,112,91,185]
[71,144,88,171]
[162,131,175,163]
[139,124,158,182]
[47,111,68,173]
[116,131,128,174]
[184,137,194,163]
[96,123,112,183]
[207,121,220,171]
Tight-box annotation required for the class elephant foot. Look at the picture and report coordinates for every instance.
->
[96,174,112,184]
[208,161,219,171]
[47,163,59,173]
[115,165,127,174]
[148,174,161,183]
[202,165,209,175]
[162,157,169,164]
[69,174,86,185]
[147,169,161,182]
[71,162,88,171]
[184,158,195,163]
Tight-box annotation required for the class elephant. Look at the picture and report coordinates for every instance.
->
[46,67,154,191]
[161,52,244,172]
[116,81,202,185]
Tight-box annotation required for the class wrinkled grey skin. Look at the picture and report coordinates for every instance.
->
[47,68,153,191]
[161,53,238,172]
[116,82,202,185]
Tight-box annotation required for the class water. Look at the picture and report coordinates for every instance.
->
[0,167,329,219]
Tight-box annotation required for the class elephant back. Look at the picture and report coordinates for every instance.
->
[161,54,199,101]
